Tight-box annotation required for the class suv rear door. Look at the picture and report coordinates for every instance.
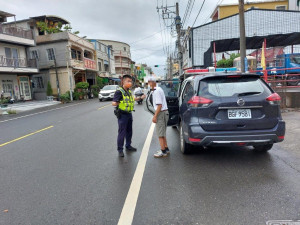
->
[194,75,281,131]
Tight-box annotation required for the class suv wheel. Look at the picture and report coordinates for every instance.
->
[180,122,191,154]
[253,144,273,152]
[287,75,299,86]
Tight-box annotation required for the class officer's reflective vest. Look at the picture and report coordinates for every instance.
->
[118,87,134,113]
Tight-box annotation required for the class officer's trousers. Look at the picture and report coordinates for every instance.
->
[117,113,133,152]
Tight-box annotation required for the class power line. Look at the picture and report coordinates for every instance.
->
[191,0,207,27]
[129,27,167,45]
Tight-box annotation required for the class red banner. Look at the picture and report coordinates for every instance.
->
[84,58,96,70]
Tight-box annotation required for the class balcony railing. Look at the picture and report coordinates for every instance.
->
[0,56,37,68]
[0,24,33,40]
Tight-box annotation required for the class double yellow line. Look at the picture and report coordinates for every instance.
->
[0,126,54,148]
[98,104,111,110]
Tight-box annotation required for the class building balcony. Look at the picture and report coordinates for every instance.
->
[0,55,38,73]
[114,51,131,59]
[0,24,35,46]
[115,62,131,69]
[69,57,97,71]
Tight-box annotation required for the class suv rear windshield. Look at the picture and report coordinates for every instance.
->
[198,76,269,97]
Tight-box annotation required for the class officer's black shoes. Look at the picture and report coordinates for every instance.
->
[126,146,137,151]
[118,151,125,157]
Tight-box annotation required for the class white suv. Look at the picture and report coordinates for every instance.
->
[98,85,118,101]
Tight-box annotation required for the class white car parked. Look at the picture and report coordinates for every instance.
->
[98,85,119,101]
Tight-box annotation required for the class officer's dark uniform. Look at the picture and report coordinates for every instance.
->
[113,87,135,153]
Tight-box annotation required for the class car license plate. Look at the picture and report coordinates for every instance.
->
[228,109,251,119]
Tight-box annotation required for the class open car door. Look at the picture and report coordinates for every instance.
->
[144,79,180,126]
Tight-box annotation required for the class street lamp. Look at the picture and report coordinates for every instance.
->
[66,35,87,101]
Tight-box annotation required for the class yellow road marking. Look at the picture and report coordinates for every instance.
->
[0,126,54,148]
[98,104,111,110]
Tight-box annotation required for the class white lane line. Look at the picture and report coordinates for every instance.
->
[0,101,89,123]
[118,123,155,225]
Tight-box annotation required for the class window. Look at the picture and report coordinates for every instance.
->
[33,76,44,89]
[159,80,180,97]
[71,49,82,60]
[46,48,55,60]
[276,5,286,10]
[182,82,194,102]
[2,80,13,94]
[31,50,39,60]
[5,47,19,67]
[124,47,126,51]
[98,62,102,71]
[198,77,266,97]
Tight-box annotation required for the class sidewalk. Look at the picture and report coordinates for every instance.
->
[0,100,61,114]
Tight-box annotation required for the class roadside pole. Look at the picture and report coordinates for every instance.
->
[66,45,73,101]
[54,57,60,101]
[238,0,246,73]
[175,2,183,78]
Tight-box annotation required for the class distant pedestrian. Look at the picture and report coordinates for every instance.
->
[148,77,170,158]
[112,75,144,157]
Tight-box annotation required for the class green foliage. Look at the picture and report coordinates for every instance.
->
[73,91,80,100]
[230,53,240,60]
[91,84,99,98]
[36,21,63,34]
[7,109,17,114]
[36,21,79,35]
[46,81,53,96]
[0,98,9,105]
[75,82,89,89]
[217,53,239,68]
[60,93,70,103]
[96,77,105,89]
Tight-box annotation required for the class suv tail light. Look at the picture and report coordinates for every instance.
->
[266,93,281,105]
[187,96,213,107]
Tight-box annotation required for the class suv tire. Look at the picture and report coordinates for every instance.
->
[180,122,191,154]
[253,144,273,152]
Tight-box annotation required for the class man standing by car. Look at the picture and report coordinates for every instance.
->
[148,77,170,158]
[112,75,144,157]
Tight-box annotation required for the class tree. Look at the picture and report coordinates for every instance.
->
[46,81,53,96]
[36,21,80,35]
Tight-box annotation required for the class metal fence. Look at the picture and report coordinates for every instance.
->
[0,24,33,40]
[0,55,37,68]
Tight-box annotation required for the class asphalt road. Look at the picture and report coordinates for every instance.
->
[0,99,299,225]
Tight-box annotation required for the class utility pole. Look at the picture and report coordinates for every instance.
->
[239,0,246,73]
[66,45,73,101]
[54,57,60,101]
[175,2,183,78]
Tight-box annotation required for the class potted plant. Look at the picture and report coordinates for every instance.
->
[75,82,89,100]
[60,93,70,104]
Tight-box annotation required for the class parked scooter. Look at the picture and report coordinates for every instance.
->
[135,93,143,105]
[134,86,144,105]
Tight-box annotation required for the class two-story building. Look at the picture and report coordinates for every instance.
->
[5,15,97,100]
[0,11,38,101]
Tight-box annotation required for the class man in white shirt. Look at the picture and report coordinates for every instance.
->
[148,77,170,158]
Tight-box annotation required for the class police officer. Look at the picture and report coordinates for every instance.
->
[112,75,144,157]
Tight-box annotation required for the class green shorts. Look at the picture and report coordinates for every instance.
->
[156,110,169,137]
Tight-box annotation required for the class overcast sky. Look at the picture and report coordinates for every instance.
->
[3,0,220,76]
